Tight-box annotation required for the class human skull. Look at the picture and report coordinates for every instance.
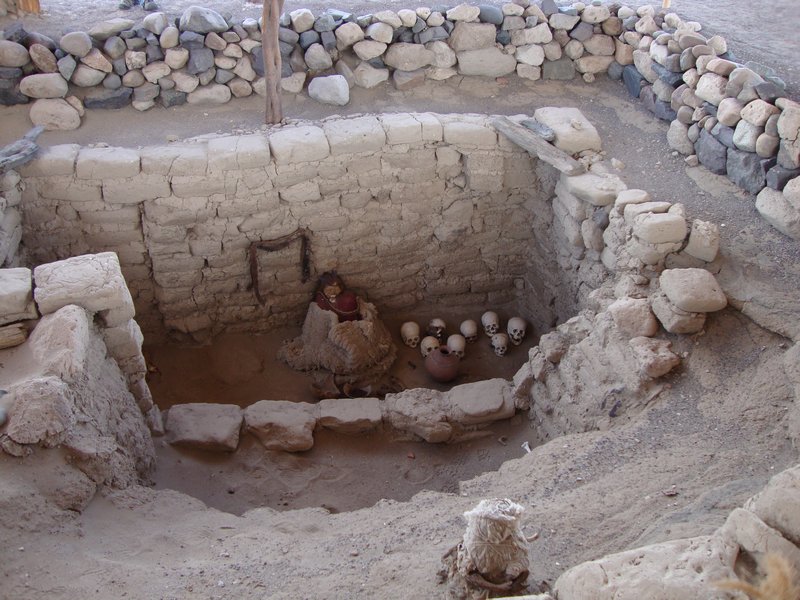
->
[446,334,466,359]
[420,336,440,358]
[427,318,447,342]
[481,311,500,336]
[507,317,527,346]
[491,333,509,357]
[460,319,479,343]
[400,321,420,348]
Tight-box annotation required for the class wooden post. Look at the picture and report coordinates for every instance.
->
[262,0,285,124]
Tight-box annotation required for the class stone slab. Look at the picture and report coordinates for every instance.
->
[166,403,242,452]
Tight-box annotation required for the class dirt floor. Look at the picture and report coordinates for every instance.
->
[1,1,800,599]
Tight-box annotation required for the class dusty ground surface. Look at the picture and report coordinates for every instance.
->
[1,1,800,598]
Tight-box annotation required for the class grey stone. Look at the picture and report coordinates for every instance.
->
[187,47,214,75]
[417,26,449,44]
[607,61,623,80]
[651,61,683,87]
[159,88,186,107]
[320,31,337,52]
[0,79,29,105]
[83,86,133,109]
[543,57,576,80]
[726,148,774,194]
[103,73,122,89]
[639,86,677,122]
[279,27,300,46]
[87,19,135,41]
[20,73,68,99]
[756,187,800,240]
[179,31,205,49]
[622,64,644,97]
[766,165,800,191]
[541,0,558,16]
[393,68,426,90]
[245,400,317,452]
[186,83,231,105]
[570,22,594,42]
[0,40,29,68]
[103,36,127,60]
[179,6,229,34]
[695,130,727,175]
[457,47,517,77]
[353,62,389,88]
[384,43,434,71]
[314,14,337,33]
[478,5,504,25]
[59,31,93,57]
[308,74,349,105]
[304,43,332,71]
[299,30,321,50]
[711,123,736,149]
[166,403,242,452]
[449,21,497,51]
[71,64,106,87]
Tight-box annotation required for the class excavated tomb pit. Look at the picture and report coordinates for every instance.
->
[15,109,695,516]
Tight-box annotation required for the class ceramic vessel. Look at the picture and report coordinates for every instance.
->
[424,346,460,383]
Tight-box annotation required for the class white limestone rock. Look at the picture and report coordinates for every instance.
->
[629,336,681,378]
[334,22,365,49]
[694,73,728,106]
[554,535,737,599]
[323,116,386,155]
[659,268,727,313]
[318,397,382,434]
[186,83,232,105]
[244,400,318,452]
[448,378,514,425]
[755,187,800,240]
[28,305,91,384]
[744,465,800,546]
[166,403,243,452]
[5,376,75,447]
[383,43,434,71]
[446,4,481,21]
[29,99,81,131]
[718,508,800,577]
[268,125,330,164]
[651,292,707,334]
[533,107,602,154]
[633,212,687,244]
[33,252,135,326]
[0,268,38,325]
[608,297,658,338]
[308,74,350,106]
[456,47,517,77]
[353,40,387,60]
[353,62,390,88]
[19,73,68,99]
[562,172,626,207]
[685,220,720,262]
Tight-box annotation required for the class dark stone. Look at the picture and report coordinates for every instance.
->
[412,17,428,33]
[755,81,783,103]
[0,79,29,105]
[58,55,78,80]
[179,31,206,49]
[399,30,415,43]
[478,5,504,25]
[2,23,28,44]
[641,85,679,120]
[558,6,578,15]
[146,45,164,62]
[542,58,576,81]
[541,0,558,16]
[281,61,293,78]
[133,25,149,39]
[112,58,128,77]
[103,73,122,90]
[711,123,736,149]
[766,165,800,191]
[726,147,775,194]
[607,61,623,81]
[496,30,512,45]
[0,67,22,80]
[145,33,159,45]
[299,31,320,50]
[83,86,133,109]
[232,25,248,40]
[320,31,337,51]
[325,9,353,23]
[695,129,728,175]
[392,26,406,42]
[623,15,638,30]
[661,54,683,73]
[54,49,65,59]
[417,26,449,44]
[367,57,386,69]
[622,64,645,98]
[279,41,294,57]
[251,50,265,76]
[702,102,718,117]
[279,27,300,46]
[314,14,337,32]
[159,77,175,90]
[570,22,594,41]
[215,68,235,84]
[126,37,147,50]
[134,82,160,102]
[24,32,56,50]
[592,206,610,229]
[159,89,186,108]
[442,20,455,34]
[119,29,137,39]
[187,47,214,75]
[651,61,683,87]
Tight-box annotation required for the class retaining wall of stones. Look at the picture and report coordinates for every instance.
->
[18,112,570,340]
[0,170,23,268]
[2,2,798,238]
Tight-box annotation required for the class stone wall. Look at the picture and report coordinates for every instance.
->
[19,112,567,340]
[2,2,798,236]
[0,170,24,268]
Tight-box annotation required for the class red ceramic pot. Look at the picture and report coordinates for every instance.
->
[424,346,460,383]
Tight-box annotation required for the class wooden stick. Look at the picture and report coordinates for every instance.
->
[262,0,285,124]
[490,116,585,176]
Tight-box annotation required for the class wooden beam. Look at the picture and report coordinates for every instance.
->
[490,116,585,176]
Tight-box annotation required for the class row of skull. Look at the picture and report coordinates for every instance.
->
[400,312,528,358]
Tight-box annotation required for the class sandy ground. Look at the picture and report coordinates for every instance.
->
[1,1,800,598]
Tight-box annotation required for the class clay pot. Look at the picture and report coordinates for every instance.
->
[424,346,460,383]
